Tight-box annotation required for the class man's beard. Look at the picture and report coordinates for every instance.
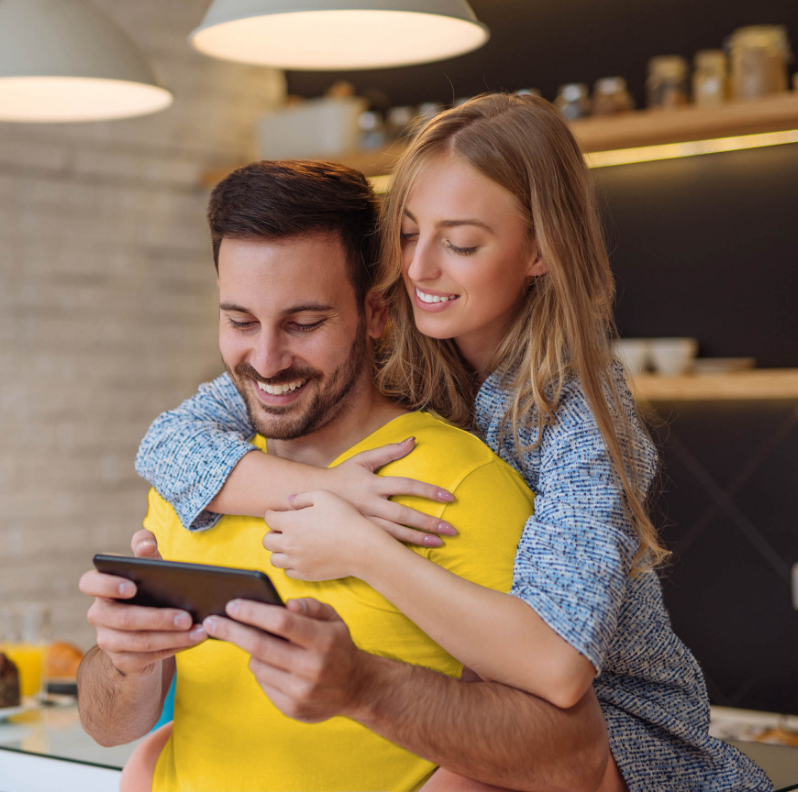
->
[227,315,369,441]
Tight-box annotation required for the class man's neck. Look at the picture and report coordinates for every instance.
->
[267,375,407,468]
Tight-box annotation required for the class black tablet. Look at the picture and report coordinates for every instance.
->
[93,554,284,626]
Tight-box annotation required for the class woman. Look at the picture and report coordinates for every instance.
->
[134,94,772,792]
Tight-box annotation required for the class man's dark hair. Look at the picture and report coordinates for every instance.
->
[208,160,381,304]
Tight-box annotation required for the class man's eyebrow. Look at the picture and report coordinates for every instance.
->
[220,303,252,313]
[280,303,335,316]
[402,209,493,233]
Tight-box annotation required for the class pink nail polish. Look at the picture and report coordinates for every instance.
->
[424,535,443,547]
[438,523,457,536]
[438,490,454,502]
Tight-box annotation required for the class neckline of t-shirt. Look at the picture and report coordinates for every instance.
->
[252,410,439,467]
[327,410,435,469]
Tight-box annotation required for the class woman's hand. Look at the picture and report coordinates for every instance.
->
[264,490,404,582]
[323,437,457,546]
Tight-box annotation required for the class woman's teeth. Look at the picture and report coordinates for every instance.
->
[416,288,458,304]
[257,379,306,395]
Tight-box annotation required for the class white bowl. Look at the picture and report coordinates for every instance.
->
[611,339,651,375]
[649,338,698,375]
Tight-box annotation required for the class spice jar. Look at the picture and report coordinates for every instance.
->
[647,55,689,109]
[727,25,792,99]
[357,110,386,150]
[592,77,634,116]
[693,50,728,106]
[555,83,591,120]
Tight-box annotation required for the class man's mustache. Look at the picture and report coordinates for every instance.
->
[234,362,321,386]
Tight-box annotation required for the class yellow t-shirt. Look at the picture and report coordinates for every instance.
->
[147,411,534,792]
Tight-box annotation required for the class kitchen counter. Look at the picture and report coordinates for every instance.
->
[1,701,797,790]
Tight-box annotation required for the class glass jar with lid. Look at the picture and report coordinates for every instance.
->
[693,50,728,106]
[592,77,634,115]
[555,83,591,120]
[727,25,792,99]
[647,55,689,109]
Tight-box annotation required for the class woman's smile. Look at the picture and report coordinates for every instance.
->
[413,285,461,311]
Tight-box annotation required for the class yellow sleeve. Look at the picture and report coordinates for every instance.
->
[424,460,533,594]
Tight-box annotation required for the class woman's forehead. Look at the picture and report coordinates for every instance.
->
[404,155,524,227]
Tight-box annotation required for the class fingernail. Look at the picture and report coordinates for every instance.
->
[288,494,296,504]
[438,490,454,502]
[118,582,134,596]
[174,613,191,629]
[189,626,206,641]
[226,600,240,617]
[423,535,443,547]
[404,437,416,444]
[140,540,156,552]
[203,616,217,632]
[437,523,457,536]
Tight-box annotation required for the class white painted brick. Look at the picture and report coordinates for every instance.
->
[0,0,284,641]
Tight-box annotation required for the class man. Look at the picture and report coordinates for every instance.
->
[78,161,613,791]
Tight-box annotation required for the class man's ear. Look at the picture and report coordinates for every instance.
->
[364,290,389,339]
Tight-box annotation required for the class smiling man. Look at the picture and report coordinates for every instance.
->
[78,161,611,792]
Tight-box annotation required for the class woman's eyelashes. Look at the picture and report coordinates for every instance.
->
[444,240,478,256]
[401,229,477,256]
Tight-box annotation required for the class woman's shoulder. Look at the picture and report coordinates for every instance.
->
[476,362,656,474]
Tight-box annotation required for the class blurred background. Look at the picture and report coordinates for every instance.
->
[0,0,796,770]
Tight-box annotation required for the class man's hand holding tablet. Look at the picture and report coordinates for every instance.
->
[79,530,209,678]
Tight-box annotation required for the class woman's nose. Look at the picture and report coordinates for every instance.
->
[406,239,441,283]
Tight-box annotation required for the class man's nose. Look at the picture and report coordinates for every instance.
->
[406,239,441,284]
[250,330,293,378]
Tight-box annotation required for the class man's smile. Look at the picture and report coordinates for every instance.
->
[253,377,310,406]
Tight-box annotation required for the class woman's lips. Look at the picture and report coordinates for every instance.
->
[413,286,460,313]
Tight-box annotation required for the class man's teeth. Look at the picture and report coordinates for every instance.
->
[416,288,458,304]
[257,379,306,395]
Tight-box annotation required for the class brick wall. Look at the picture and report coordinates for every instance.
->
[0,0,286,649]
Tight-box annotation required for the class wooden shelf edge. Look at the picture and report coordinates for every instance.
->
[571,94,798,152]
[200,94,798,185]
[630,369,798,401]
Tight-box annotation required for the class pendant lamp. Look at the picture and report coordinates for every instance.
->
[190,1,490,70]
[0,0,172,123]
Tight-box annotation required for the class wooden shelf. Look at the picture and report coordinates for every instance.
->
[630,370,798,401]
[202,94,798,185]
[570,93,798,153]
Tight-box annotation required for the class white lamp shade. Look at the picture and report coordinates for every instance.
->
[0,0,173,122]
[190,0,490,70]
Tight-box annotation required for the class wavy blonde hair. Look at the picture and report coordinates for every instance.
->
[375,93,667,573]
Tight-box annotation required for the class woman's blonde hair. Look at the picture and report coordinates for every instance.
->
[375,93,668,573]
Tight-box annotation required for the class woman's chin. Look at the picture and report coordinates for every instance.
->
[414,316,459,341]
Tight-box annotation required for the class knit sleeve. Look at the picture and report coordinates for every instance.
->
[510,382,657,673]
[135,373,256,531]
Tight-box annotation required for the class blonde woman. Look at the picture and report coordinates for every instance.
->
[135,95,772,791]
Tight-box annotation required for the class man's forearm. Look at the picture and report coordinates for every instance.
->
[77,647,171,747]
[348,654,608,792]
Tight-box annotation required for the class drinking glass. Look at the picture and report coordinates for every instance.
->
[0,602,52,701]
